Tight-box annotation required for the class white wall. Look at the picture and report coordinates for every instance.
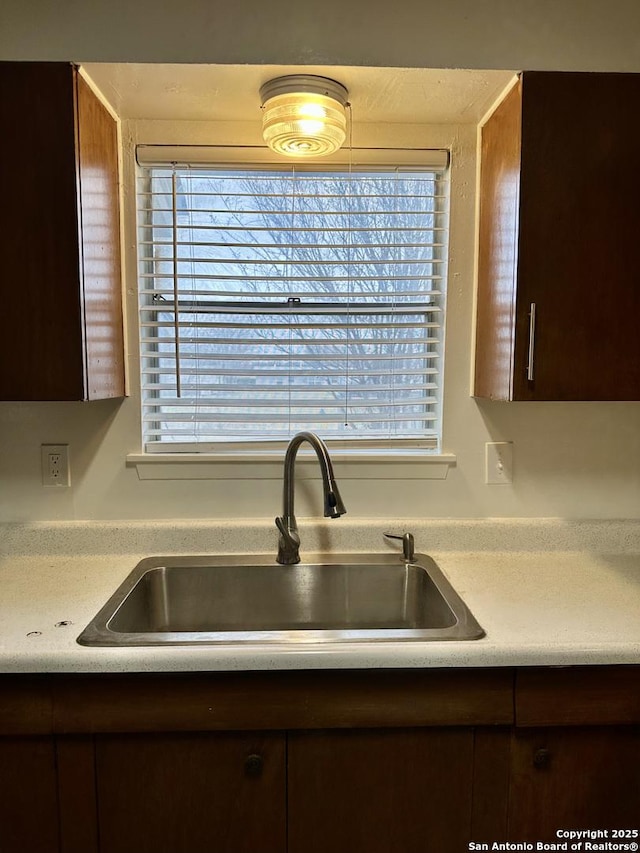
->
[0,1,639,522]
[2,0,640,72]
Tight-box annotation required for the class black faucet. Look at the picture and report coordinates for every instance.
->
[275,431,346,565]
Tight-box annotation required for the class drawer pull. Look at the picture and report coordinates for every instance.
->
[527,302,536,381]
[244,753,263,777]
[533,748,551,768]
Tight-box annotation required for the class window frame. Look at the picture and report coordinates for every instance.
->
[136,145,451,457]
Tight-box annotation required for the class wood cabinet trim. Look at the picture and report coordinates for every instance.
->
[4,665,639,736]
[50,669,515,733]
[470,727,512,841]
[474,79,522,400]
[515,665,640,726]
[0,675,53,735]
[74,71,125,401]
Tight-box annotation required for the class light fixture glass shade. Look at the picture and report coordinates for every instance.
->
[260,76,348,158]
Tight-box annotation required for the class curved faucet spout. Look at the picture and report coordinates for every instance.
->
[276,431,347,565]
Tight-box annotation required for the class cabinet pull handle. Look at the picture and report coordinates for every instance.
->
[244,753,263,777]
[533,748,551,768]
[527,302,536,381]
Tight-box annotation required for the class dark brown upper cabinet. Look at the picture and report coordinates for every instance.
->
[0,62,125,401]
[474,72,640,401]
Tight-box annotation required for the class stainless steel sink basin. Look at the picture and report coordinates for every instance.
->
[77,553,484,645]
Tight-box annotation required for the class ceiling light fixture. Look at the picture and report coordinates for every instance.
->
[259,75,349,158]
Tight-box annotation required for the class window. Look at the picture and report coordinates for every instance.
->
[137,147,449,453]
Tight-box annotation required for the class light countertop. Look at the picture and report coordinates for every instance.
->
[1,519,639,673]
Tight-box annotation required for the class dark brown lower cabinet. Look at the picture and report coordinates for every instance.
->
[509,726,640,841]
[94,732,286,853]
[89,727,508,853]
[0,737,59,853]
[1,668,638,853]
[288,728,475,853]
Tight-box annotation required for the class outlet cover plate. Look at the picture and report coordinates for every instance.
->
[41,444,70,487]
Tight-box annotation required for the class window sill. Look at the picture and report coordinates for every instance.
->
[126,452,456,481]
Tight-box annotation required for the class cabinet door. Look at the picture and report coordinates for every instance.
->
[514,73,640,401]
[95,732,286,853]
[509,727,640,839]
[0,62,85,401]
[288,728,475,853]
[0,737,59,853]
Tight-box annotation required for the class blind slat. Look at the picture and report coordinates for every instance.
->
[143,412,439,424]
[139,274,443,283]
[139,241,445,251]
[142,366,439,377]
[142,382,437,393]
[140,256,445,267]
[140,291,442,302]
[142,351,440,363]
[143,396,437,409]
[143,305,441,320]
[141,333,438,344]
[139,199,445,208]
[145,432,438,443]
[141,225,447,235]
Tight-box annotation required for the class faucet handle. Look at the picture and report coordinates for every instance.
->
[275,516,301,565]
[383,531,415,563]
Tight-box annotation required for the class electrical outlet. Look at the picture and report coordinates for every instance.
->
[485,441,513,485]
[41,444,70,487]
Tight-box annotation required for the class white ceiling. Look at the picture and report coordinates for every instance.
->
[82,63,516,125]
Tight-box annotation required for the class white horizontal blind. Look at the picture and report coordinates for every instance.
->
[138,156,449,451]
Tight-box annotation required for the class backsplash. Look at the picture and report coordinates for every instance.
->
[3,518,640,557]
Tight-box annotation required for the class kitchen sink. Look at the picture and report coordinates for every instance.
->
[77,553,484,646]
